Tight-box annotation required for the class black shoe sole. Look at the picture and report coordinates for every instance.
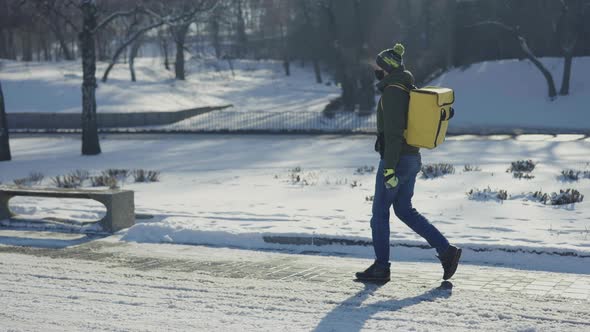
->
[443,248,462,280]
[355,273,390,283]
[354,277,391,284]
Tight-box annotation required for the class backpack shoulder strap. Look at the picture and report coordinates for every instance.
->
[385,83,410,93]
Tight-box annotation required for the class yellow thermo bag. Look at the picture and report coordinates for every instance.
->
[405,87,455,149]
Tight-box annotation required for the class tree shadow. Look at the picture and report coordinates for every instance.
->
[313,281,453,332]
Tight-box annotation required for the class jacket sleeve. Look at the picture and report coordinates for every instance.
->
[382,85,410,170]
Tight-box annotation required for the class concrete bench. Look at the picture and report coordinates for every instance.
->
[0,186,135,233]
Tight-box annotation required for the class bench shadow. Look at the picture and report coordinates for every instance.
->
[0,221,108,249]
[313,281,453,332]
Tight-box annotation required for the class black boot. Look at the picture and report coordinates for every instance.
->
[355,262,391,282]
[438,245,462,280]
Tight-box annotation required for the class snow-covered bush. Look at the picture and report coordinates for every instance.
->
[91,175,118,189]
[133,169,160,183]
[421,163,455,179]
[532,189,584,205]
[13,172,44,186]
[507,160,536,173]
[513,172,535,180]
[355,165,375,175]
[463,164,481,172]
[52,175,83,188]
[466,187,509,202]
[560,169,581,181]
[104,169,130,181]
[72,170,90,182]
[51,170,91,188]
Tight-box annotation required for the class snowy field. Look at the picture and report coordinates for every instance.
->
[432,57,590,131]
[1,57,589,132]
[0,57,339,114]
[1,134,589,274]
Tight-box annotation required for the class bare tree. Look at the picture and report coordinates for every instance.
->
[102,12,167,82]
[31,0,77,60]
[148,0,217,80]
[0,80,11,162]
[233,0,248,58]
[556,0,589,96]
[469,21,558,100]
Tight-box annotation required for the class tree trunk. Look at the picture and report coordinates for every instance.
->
[163,41,170,70]
[283,58,290,76]
[234,0,247,57]
[54,25,74,61]
[313,59,323,84]
[517,36,558,100]
[174,24,190,81]
[22,30,33,62]
[80,1,101,156]
[129,38,142,82]
[7,30,17,60]
[445,0,457,69]
[175,40,185,80]
[209,16,221,58]
[560,53,573,96]
[0,81,11,162]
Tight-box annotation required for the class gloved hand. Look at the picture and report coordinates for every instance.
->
[384,168,399,189]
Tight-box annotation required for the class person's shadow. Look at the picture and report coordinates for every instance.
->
[313,281,453,332]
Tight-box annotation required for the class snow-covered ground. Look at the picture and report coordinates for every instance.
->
[432,57,590,131]
[1,239,589,331]
[0,57,338,114]
[1,56,589,131]
[1,134,589,273]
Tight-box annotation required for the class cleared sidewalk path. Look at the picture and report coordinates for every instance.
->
[0,233,589,331]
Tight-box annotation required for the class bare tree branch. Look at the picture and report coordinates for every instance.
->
[101,19,167,82]
[94,7,141,33]
[467,20,558,99]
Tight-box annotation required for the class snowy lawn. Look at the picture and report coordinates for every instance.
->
[1,57,589,132]
[1,134,589,272]
[0,57,338,114]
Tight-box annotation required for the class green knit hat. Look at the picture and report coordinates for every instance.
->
[376,43,405,73]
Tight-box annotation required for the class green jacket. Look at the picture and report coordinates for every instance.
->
[376,68,420,169]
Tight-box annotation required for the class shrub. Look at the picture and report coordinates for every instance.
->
[507,160,536,173]
[13,172,45,187]
[463,164,481,172]
[132,169,160,183]
[365,195,374,202]
[52,175,83,188]
[355,165,375,175]
[104,169,130,180]
[513,172,535,180]
[421,163,455,179]
[91,175,118,189]
[466,187,509,202]
[561,169,580,181]
[532,189,584,205]
[72,169,90,182]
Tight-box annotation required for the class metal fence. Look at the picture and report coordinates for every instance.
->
[8,110,590,136]
[149,110,378,134]
[9,110,379,134]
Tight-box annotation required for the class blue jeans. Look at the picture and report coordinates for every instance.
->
[371,155,450,267]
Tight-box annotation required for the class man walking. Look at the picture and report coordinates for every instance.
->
[355,43,461,282]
